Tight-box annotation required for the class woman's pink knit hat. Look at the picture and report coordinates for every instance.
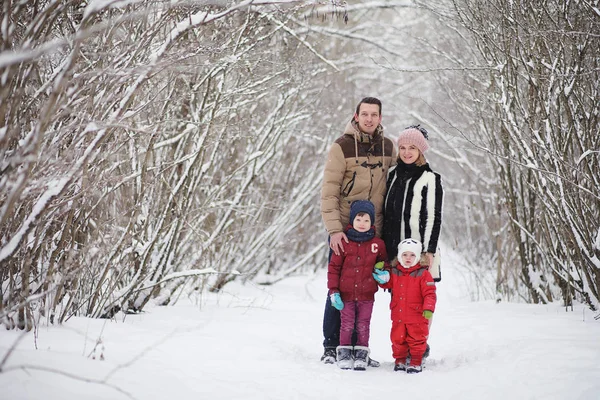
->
[397,125,429,153]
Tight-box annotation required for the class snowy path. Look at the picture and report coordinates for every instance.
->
[1,249,599,400]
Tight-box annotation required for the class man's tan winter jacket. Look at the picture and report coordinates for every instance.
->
[321,120,396,237]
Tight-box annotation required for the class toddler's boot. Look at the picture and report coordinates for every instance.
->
[406,364,423,374]
[394,359,407,372]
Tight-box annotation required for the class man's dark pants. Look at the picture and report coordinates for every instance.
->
[323,243,357,350]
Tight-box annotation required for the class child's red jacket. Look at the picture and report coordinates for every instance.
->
[379,263,437,324]
[327,237,387,302]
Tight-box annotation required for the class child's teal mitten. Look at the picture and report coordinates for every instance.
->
[372,269,390,284]
[330,293,344,311]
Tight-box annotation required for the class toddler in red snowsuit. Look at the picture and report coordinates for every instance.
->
[374,238,436,373]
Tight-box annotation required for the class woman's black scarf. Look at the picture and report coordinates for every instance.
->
[396,160,428,181]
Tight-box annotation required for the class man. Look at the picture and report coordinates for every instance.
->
[320,97,396,364]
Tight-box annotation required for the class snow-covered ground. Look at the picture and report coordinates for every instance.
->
[1,246,599,400]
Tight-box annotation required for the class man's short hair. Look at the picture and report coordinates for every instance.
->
[355,97,382,116]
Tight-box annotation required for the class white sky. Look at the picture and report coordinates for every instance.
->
[1,244,599,400]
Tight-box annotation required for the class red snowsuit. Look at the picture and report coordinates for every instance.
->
[380,263,436,366]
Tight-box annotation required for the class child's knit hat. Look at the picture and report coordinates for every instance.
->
[349,200,375,225]
[397,238,423,268]
[397,125,429,154]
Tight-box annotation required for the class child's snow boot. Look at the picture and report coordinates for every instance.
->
[320,347,336,364]
[394,359,407,371]
[336,346,354,370]
[406,364,423,374]
[353,346,370,371]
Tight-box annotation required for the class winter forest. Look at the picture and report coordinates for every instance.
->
[1,0,599,333]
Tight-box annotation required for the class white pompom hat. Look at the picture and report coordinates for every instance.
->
[397,238,423,268]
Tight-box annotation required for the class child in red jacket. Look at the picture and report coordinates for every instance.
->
[373,238,436,373]
[327,200,388,371]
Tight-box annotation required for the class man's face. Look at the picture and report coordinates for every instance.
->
[354,103,381,135]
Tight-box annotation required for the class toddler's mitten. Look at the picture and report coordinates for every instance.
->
[330,293,344,310]
[374,261,385,270]
[372,269,390,284]
[423,310,433,320]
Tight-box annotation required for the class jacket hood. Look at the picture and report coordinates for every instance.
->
[343,120,384,142]
[342,120,386,164]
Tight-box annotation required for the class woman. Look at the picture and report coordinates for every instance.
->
[382,125,443,278]
[381,124,443,363]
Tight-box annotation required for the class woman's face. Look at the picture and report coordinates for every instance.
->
[398,144,420,164]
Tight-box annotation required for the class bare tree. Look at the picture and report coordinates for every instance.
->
[0,0,346,328]
[451,0,600,309]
